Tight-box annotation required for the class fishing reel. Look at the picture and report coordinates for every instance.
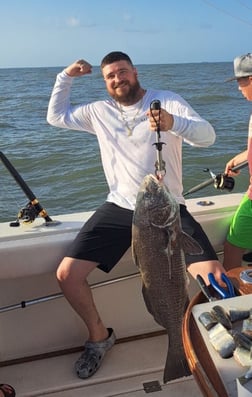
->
[9,202,39,227]
[204,168,235,192]
[18,202,38,223]
[214,173,235,191]
[9,199,61,227]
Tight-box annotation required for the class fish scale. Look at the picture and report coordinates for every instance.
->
[132,174,203,383]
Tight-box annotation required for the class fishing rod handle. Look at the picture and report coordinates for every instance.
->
[0,151,36,200]
[230,160,248,172]
[183,178,214,197]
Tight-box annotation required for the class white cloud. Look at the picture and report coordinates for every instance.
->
[122,12,133,23]
[66,16,80,28]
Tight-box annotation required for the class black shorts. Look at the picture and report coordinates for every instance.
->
[66,202,217,273]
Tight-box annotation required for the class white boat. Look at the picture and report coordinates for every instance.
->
[0,188,247,397]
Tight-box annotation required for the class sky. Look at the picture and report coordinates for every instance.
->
[1,0,252,68]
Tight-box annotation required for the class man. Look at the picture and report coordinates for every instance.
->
[223,53,252,270]
[47,51,226,379]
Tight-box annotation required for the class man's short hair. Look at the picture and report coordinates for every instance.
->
[100,51,133,69]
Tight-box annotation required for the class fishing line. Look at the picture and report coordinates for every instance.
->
[235,0,252,12]
[200,0,252,28]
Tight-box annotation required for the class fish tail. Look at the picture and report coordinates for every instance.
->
[163,344,191,383]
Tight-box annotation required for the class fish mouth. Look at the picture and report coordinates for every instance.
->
[142,179,162,197]
[140,174,179,227]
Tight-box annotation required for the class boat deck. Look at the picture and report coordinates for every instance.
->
[0,334,203,396]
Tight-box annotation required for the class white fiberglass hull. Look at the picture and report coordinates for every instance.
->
[0,192,244,396]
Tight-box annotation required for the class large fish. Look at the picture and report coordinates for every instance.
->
[132,174,203,383]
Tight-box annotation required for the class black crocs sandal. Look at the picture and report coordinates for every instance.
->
[0,384,16,397]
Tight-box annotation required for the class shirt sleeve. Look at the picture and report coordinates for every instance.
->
[47,71,93,132]
[164,92,216,147]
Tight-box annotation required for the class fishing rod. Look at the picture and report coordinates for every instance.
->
[150,99,166,179]
[183,160,248,197]
[0,151,60,227]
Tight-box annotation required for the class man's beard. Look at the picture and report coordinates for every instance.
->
[111,80,142,105]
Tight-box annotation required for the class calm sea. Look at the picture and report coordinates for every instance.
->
[0,62,251,223]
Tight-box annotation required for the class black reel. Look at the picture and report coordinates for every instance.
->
[214,173,235,192]
[17,202,38,223]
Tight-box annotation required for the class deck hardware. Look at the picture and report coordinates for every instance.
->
[0,273,141,314]
[240,269,252,284]
[143,380,162,393]
[196,200,214,206]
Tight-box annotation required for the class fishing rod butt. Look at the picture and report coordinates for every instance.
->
[0,151,59,226]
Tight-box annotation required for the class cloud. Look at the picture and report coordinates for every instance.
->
[66,16,80,28]
[122,12,133,23]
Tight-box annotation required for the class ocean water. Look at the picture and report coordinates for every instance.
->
[0,62,251,223]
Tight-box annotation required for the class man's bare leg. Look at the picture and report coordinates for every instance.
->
[56,257,108,342]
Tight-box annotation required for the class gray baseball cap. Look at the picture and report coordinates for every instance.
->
[226,53,252,82]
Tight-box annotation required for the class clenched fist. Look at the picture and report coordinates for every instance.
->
[65,59,92,77]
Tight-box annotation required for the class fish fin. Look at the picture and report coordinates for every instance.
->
[181,231,203,255]
[142,286,155,317]
[163,352,191,383]
[131,245,139,268]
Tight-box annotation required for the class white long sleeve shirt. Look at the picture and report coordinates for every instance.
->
[47,71,216,210]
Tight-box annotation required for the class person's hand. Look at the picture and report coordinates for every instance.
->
[224,150,248,176]
[224,158,240,176]
[147,108,174,132]
[64,59,92,77]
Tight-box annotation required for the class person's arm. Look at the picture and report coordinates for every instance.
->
[224,149,248,176]
[47,59,92,129]
[64,59,92,77]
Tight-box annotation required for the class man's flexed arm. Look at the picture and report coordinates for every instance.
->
[65,59,92,77]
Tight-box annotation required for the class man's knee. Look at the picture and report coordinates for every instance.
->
[56,257,98,283]
[56,260,69,283]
